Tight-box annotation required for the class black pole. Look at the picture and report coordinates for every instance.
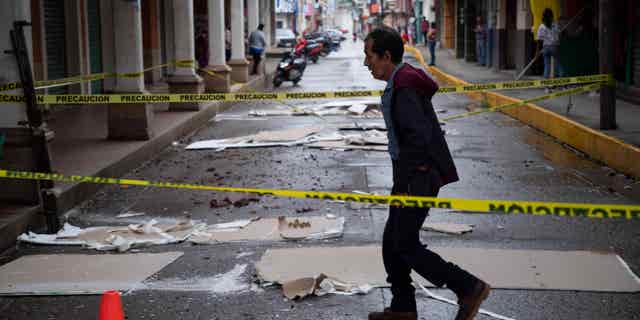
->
[599,0,616,130]
[5,21,59,233]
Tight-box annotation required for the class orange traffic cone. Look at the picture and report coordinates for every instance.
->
[98,290,125,320]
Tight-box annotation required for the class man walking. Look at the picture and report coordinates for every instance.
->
[363,27,491,320]
[420,17,429,45]
[248,23,267,75]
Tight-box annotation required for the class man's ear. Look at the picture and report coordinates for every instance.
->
[384,50,392,62]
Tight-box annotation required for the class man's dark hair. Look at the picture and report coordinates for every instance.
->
[542,8,553,28]
[365,27,404,64]
[258,23,264,31]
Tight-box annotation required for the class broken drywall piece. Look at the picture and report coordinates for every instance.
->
[0,252,183,295]
[189,216,345,244]
[338,122,387,131]
[347,104,368,115]
[18,220,203,252]
[277,216,344,240]
[210,218,257,231]
[414,282,516,320]
[252,125,324,143]
[344,130,388,145]
[280,274,373,300]
[185,126,324,150]
[116,211,146,218]
[422,222,474,235]
[249,110,294,117]
[282,276,319,300]
[256,246,640,292]
[306,141,388,152]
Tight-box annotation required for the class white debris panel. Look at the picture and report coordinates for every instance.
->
[18,220,204,252]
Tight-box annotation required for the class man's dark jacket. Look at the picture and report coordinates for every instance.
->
[391,63,459,188]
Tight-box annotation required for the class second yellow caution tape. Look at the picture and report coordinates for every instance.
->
[0,78,608,105]
[1,169,638,220]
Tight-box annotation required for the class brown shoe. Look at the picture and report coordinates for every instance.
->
[368,308,417,320]
[455,280,491,320]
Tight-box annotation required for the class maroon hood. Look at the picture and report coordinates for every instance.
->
[392,63,439,99]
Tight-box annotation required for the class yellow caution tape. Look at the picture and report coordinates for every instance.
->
[443,82,602,121]
[0,82,601,106]
[0,60,194,92]
[435,74,610,94]
[0,90,385,105]
[0,75,609,104]
[0,169,637,219]
[403,44,613,92]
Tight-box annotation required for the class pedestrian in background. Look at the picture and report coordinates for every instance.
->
[225,25,231,61]
[427,22,437,66]
[537,8,563,79]
[248,23,267,75]
[408,23,416,46]
[363,27,491,320]
[420,17,429,45]
[474,16,487,66]
[195,30,208,68]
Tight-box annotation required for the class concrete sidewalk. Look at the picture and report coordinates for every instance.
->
[0,57,281,254]
[417,46,640,179]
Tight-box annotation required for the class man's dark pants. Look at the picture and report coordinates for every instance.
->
[252,53,262,75]
[383,161,477,312]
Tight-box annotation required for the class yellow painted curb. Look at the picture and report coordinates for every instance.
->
[428,65,640,179]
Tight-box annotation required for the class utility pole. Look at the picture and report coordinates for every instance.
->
[599,0,616,130]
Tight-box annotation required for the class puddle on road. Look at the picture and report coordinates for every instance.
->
[524,130,639,200]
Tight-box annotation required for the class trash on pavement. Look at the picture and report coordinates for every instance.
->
[422,222,474,235]
[185,126,325,150]
[0,252,182,295]
[338,122,387,131]
[280,273,373,300]
[186,127,389,152]
[249,100,382,118]
[189,215,345,244]
[209,192,260,208]
[17,220,203,252]
[306,130,388,152]
[116,211,146,218]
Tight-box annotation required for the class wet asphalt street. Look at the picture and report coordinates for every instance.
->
[1,40,639,320]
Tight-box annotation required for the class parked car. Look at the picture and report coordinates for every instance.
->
[276,28,296,48]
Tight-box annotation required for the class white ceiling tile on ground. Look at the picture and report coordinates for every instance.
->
[0,252,183,295]
[256,246,640,292]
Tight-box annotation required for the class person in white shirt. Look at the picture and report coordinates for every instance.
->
[248,24,267,75]
[536,8,563,79]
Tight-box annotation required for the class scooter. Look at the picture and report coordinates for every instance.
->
[295,38,322,64]
[273,51,306,87]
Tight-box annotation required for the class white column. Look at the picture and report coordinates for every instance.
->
[171,0,200,79]
[0,0,31,127]
[259,0,270,46]
[208,0,226,66]
[109,0,152,140]
[248,0,260,33]
[114,0,145,92]
[230,0,246,60]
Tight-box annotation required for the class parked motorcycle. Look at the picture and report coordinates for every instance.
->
[295,37,322,64]
[273,51,306,87]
